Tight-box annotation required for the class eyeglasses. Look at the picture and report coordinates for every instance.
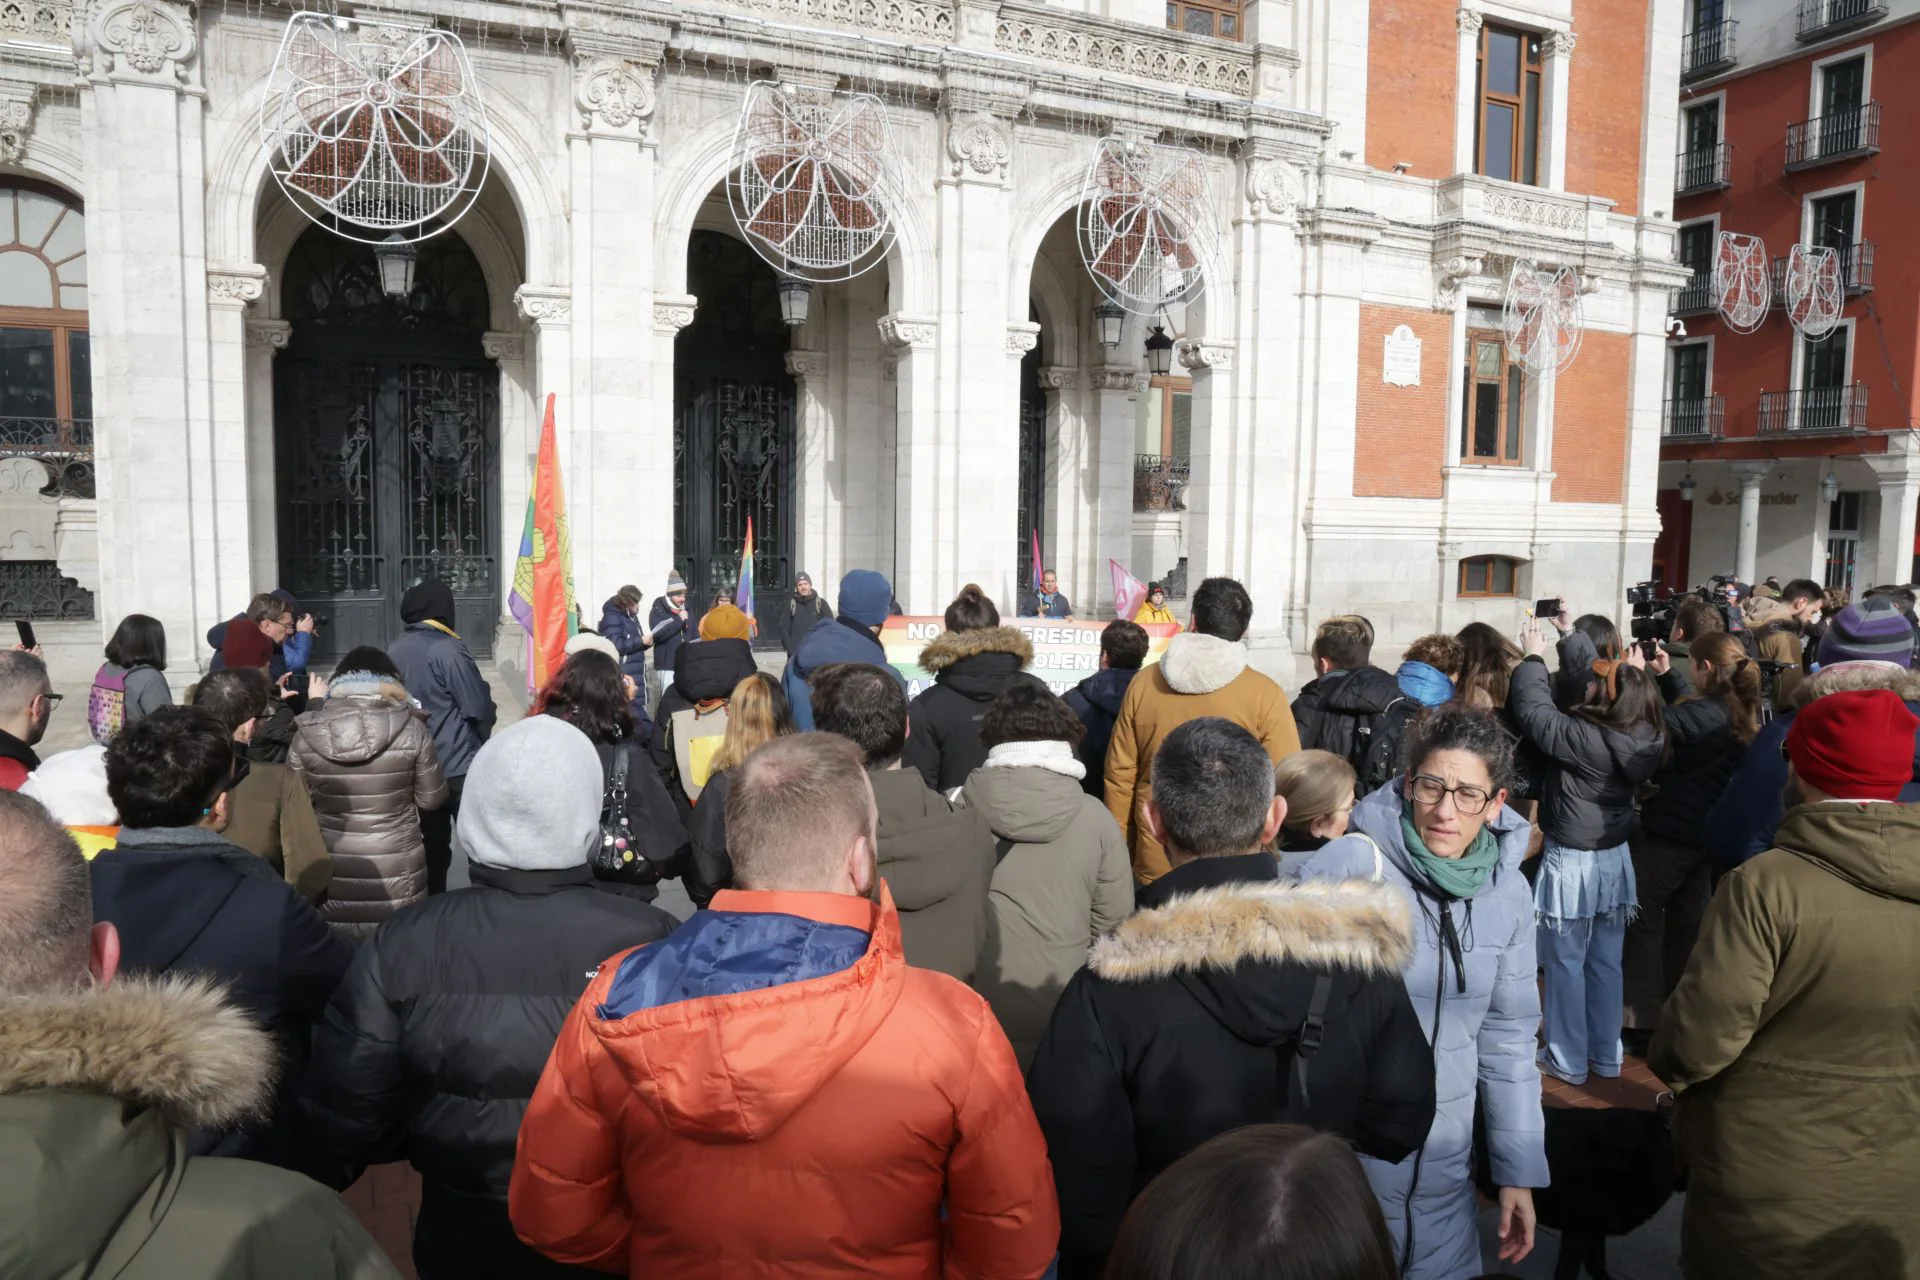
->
[1407,774,1496,815]
[37,691,61,709]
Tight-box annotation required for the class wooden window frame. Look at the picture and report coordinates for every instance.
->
[1475,24,1544,186]
[1165,0,1241,41]
[0,182,90,425]
[1148,374,1193,456]
[1460,328,1527,467]
[1458,555,1520,599]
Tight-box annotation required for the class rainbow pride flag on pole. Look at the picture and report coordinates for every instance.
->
[735,517,757,626]
[508,393,577,692]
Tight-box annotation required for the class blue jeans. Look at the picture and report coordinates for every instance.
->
[1539,912,1627,1083]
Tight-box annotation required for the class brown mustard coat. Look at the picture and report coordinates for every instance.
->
[1650,801,1920,1280]
[1103,631,1301,883]
[291,678,448,939]
[223,761,333,905]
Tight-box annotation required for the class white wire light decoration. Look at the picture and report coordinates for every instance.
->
[727,82,898,283]
[1077,137,1214,315]
[1713,231,1772,335]
[1502,260,1584,377]
[1784,243,1844,339]
[261,13,489,244]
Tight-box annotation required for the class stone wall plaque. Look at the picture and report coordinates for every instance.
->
[1383,324,1422,387]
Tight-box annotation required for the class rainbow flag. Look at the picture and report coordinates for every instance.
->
[508,394,577,692]
[736,517,756,622]
[1030,528,1045,595]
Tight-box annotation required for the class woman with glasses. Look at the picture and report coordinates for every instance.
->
[1297,706,1547,1280]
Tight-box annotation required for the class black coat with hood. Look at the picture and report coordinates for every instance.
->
[1638,670,1746,847]
[1065,667,1138,798]
[1508,631,1665,850]
[1027,855,1437,1280]
[1290,665,1413,794]
[387,580,497,778]
[902,626,1048,792]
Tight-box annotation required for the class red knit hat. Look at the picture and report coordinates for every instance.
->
[1786,689,1920,802]
[221,618,276,670]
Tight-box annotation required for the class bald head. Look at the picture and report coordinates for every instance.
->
[724,733,878,895]
[0,791,96,992]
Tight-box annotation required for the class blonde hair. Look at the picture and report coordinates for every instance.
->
[709,672,796,774]
[1273,750,1358,834]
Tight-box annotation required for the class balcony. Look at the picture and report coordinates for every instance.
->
[1664,396,1726,440]
[1758,384,1868,435]
[1675,143,1732,196]
[1674,272,1714,316]
[1785,102,1881,170]
[1682,19,1738,79]
[1134,454,1189,512]
[1768,241,1876,304]
[1797,0,1887,41]
[0,417,94,498]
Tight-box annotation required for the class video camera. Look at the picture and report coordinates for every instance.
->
[1628,576,1749,646]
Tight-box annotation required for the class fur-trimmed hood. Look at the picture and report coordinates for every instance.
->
[917,625,1035,674]
[1092,877,1413,981]
[1158,631,1250,695]
[1789,659,1920,711]
[0,974,274,1130]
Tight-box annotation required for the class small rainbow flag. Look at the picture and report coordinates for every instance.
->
[735,518,756,623]
[1030,528,1045,595]
[509,394,577,692]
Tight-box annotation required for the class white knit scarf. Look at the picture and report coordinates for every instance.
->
[983,739,1087,781]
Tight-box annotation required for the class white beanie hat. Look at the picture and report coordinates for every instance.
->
[454,716,604,872]
[564,632,620,663]
[22,745,116,827]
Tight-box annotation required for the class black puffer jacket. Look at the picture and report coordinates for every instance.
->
[1065,668,1137,798]
[1291,665,1412,794]
[302,863,674,1280]
[903,626,1048,792]
[1027,855,1436,1280]
[1508,634,1665,850]
[1639,672,1745,847]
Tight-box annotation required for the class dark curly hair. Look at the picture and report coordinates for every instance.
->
[105,706,239,828]
[980,683,1085,750]
[532,649,635,744]
[1403,704,1515,793]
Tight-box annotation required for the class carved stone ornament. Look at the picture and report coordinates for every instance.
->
[1435,254,1484,308]
[515,285,572,326]
[1006,322,1041,356]
[0,100,32,166]
[1245,158,1302,221]
[1090,367,1146,392]
[245,320,291,351]
[575,57,656,133]
[206,266,267,306]
[653,295,697,334]
[1437,541,1463,561]
[1176,340,1233,372]
[1456,8,1483,35]
[93,1,196,79]
[1039,367,1078,390]
[878,314,937,350]
[1544,31,1576,59]
[785,350,826,379]
[482,332,526,362]
[947,112,1012,179]
[883,358,898,382]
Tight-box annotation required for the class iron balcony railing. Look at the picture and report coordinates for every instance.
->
[1785,102,1881,170]
[1767,241,1876,304]
[1675,143,1732,195]
[1674,272,1714,315]
[1663,396,1726,439]
[0,416,94,498]
[1758,384,1869,435]
[1797,0,1887,40]
[1683,19,1738,78]
[1134,454,1190,512]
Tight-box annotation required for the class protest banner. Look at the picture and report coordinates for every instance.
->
[880,617,1181,696]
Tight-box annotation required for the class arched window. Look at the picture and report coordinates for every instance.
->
[0,182,90,427]
[1459,555,1521,598]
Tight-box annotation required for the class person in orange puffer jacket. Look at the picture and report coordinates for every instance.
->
[509,732,1060,1279]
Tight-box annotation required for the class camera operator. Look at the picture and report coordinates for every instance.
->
[1661,599,1727,698]
[1742,580,1821,710]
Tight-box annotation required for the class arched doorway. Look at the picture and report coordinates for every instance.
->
[274,226,499,657]
[674,230,795,623]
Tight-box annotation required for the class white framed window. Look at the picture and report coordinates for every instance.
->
[1793,317,1855,392]
[1808,45,1874,119]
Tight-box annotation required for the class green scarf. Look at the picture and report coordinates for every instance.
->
[1399,812,1501,899]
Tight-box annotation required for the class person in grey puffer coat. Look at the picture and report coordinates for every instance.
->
[292,647,448,939]
[1296,706,1547,1280]
[962,685,1133,1066]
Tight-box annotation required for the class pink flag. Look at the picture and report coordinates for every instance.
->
[1110,559,1148,621]
[1030,529,1046,595]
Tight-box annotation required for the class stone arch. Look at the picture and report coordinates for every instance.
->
[0,134,85,200]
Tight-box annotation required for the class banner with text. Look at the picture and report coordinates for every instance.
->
[880,617,1182,696]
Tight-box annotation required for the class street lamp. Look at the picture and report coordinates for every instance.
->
[1821,459,1842,505]
[1679,473,1697,502]
[776,276,813,327]
[1144,324,1175,377]
[374,233,418,300]
[1094,300,1125,349]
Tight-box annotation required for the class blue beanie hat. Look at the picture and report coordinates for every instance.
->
[838,570,894,628]
[1818,597,1917,669]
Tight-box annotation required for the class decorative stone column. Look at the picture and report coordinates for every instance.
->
[243,318,290,589]
[786,348,833,593]
[881,311,940,612]
[1453,9,1482,176]
[1731,461,1770,586]
[1542,31,1576,191]
[205,264,265,619]
[1866,435,1920,587]
[1036,365,1093,614]
[652,295,695,587]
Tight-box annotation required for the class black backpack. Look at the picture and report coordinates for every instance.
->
[1344,697,1414,797]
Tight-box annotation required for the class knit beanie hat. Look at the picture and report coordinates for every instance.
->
[666,571,687,594]
[1786,688,1919,801]
[700,602,752,641]
[455,716,605,871]
[221,618,276,670]
[838,569,894,628]
[1816,598,1916,668]
[564,632,620,663]
[795,571,812,588]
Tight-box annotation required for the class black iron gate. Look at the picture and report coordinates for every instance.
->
[1016,338,1047,590]
[674,231,795,631]
[274,228,498,659]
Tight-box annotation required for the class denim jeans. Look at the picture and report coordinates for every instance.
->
[1539,912,1627,1083]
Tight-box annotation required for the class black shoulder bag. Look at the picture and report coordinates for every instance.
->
[592,741,660,885]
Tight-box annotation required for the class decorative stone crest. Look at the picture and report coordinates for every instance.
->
[245,320,291,352]
[785,350,826,378]
[515,285,572,326]
[1090,367,1147,392]
[878,314,937,350]
[574,57,656,133]
[1544,31,1576,59]
[1245,159,1302,221]
[92,0,195,80]
[1456,8,1483,35]
[1176,340,1233,372]
[1006,322,1041,356]
[1039,367,1077,390]
[206,265,267,307]
[0,99,32,166]
[1434,254,1484,308]
[653,295,697,334]
[947,112,1011,179]
[481,332,526,362]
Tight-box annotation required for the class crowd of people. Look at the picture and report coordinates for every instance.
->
[0,566,1916,1280]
